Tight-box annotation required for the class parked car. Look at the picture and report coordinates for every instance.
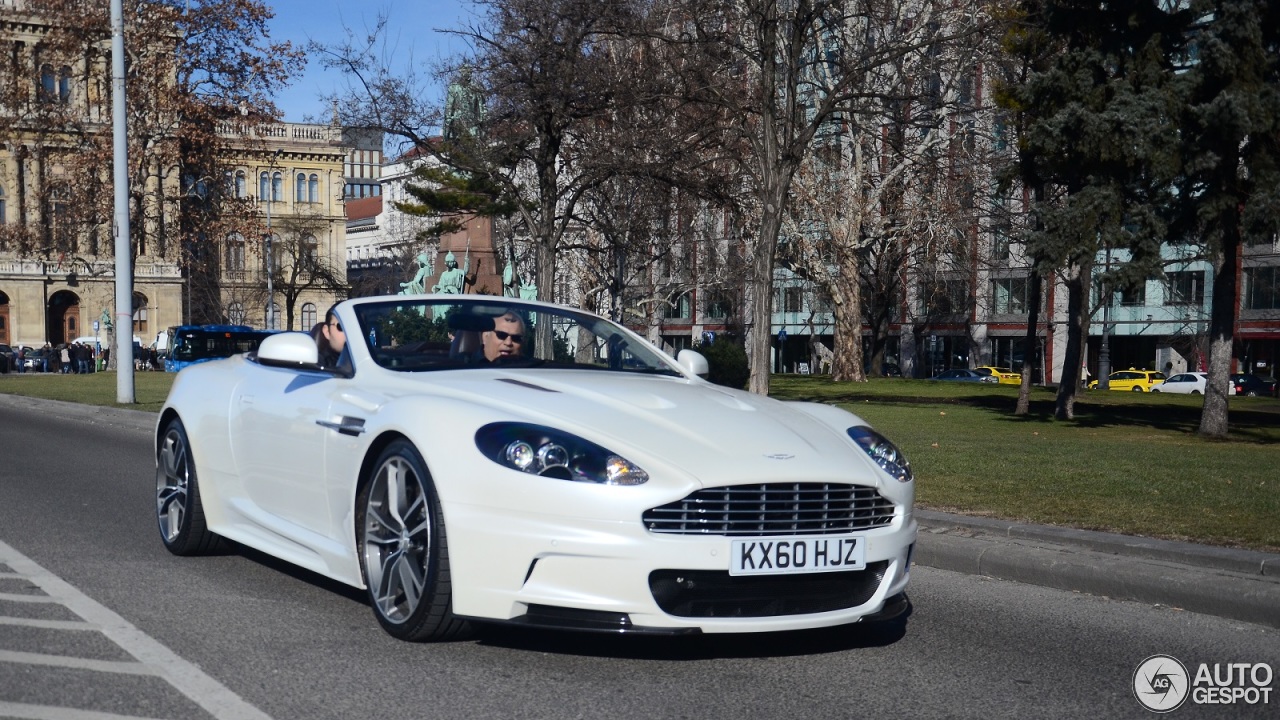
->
[1231,373,1279,397]
[155,295,916,641]
[973,366,1021,385]
[1088,369,1166,392]
[0,344,13,373]
[932,368,1000,383]
[1150,372,1235,395]
[22,347,52,372]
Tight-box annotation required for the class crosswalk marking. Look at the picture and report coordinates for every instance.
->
[0,540,273,720]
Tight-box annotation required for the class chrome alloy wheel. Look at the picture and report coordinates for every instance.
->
[362,454,433,625]
[156,426,191,543]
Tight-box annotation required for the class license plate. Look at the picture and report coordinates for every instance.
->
[730,535,866,576]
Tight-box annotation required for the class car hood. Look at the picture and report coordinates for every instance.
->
[392,369,868,485]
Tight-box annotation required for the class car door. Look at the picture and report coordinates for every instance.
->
[229,363,335,536]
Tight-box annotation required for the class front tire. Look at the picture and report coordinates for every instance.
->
[358,440,469,642]
[156,417,223,555]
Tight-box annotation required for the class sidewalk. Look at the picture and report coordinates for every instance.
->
[914,509,1280,629]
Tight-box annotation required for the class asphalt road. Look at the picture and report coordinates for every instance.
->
[0,395,1276,719]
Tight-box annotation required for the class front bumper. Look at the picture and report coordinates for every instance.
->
[445,504,916,634]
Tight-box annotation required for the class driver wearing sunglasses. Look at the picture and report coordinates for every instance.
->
[482,311,526,362]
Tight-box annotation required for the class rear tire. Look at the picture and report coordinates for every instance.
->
[357,440,470,642]
[1132,386,1143,392]
[156,418,223,555]
[1191,390,1201,395]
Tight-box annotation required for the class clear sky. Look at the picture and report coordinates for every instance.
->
[265,0,475,122]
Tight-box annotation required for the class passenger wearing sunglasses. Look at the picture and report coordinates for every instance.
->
[482,312,525,362]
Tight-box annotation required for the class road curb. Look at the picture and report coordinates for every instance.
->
[914,510,1280,629]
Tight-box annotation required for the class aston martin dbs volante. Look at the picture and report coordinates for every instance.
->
[156,296,916,641]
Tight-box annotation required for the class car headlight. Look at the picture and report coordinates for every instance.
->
[846,426,912,483]
[475,423,649,485]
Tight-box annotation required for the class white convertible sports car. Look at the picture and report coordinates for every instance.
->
[156,295,916,641]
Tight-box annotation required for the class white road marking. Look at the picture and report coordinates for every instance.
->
[0,540,273,720]
[0,700,170,720]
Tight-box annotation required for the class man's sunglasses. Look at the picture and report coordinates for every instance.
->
[493,330,523,343]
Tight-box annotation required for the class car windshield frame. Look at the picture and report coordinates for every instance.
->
[349,297,684,377]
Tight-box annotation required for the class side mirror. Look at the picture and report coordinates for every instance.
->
[256,332,319,367]
[677,349,709,378]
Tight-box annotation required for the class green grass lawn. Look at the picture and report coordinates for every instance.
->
[4,370,1278,551]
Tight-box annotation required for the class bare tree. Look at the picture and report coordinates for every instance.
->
[780,3,991,382]
[267,213,347,331]
[655,0,977,394]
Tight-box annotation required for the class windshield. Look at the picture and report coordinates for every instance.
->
[351,298,682,376]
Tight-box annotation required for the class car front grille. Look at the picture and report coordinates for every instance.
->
[649,562,889,617]
[642,483,896,536]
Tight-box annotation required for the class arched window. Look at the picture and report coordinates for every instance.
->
[302,235,318,263]
[264,233,281,272]
[302,302,317,329]
[308,174,319,203]
[132,293,148,335]
[295,173,306,202]
[259,172,269,200]
[271,172,282,202]
[226,232,245,272]
[235,171,246,199]
[58,66,71,103]
[40,64,55,100]
[265,302,280,330]
[228,302,246,326]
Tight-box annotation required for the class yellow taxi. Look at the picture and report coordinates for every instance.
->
[974,366,1022,385]
[1088,369,1166,392]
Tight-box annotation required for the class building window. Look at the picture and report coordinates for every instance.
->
[265,302,280,330]
[235,171,246,199]
[705,291,733,320]
[302,235,318,264]
[991,224,1012,263]
[47,185,74,252]
[308,174,319,203]
[992,277,1028,315]
[0,184,6,223]
[295,173,306,202]
[1118,282,1146,307]
[272,172,282,202]
[783,287,803,313]
[259,172,268,200]
[302,303,317,329]
[132,293,148,335]
[921,279,968,316]
[1165,271,1204,306]
[226,232,245,272]
[265,234,281,272]
[39,63,55,101]
[228,302,246,325]
[664,293,691,319]
[1244,266,1280,311]
[58,65,71,103]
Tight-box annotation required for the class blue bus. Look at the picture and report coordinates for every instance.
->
[163,325,278,372]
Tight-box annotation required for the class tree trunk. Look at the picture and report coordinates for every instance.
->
[747,196,786,395]
[1015,267,1042,415]
[830,262,866,382]
[1198,215,1239,438]
[1054,258,1092,420]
